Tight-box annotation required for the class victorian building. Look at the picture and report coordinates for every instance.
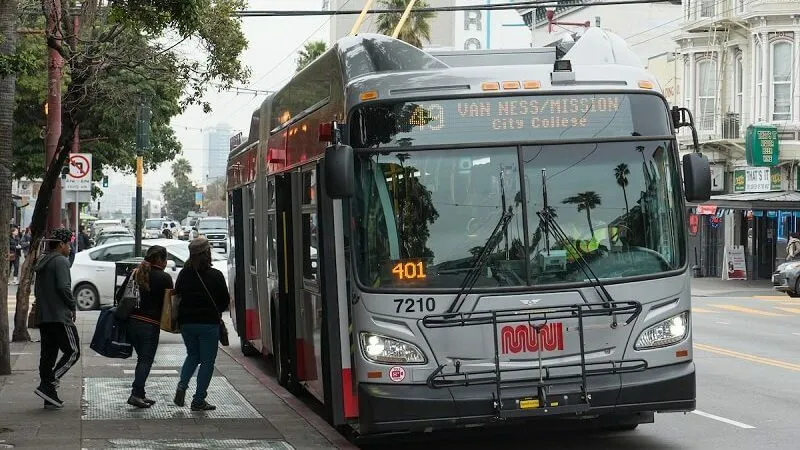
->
[675,0,800,279]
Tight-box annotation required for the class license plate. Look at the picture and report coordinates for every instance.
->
[519,398,540,409]
[212,242,224,247]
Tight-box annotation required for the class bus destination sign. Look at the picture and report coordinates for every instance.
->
[352,93,647,147]
[408,95,624,132]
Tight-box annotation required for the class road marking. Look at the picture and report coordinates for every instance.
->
[775,306,800,314]
[715,321,730,325]
[692,410,755,429]
[122,369,177,375]
[695,343,800,372]
[792,333,800,337]
[709,304,787,317]
[692,307,715,313]
[753,296,789,302]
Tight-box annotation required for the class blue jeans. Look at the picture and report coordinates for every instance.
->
[126,319,161,398]
[178,323,219,404]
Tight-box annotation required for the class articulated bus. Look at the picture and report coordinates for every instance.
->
[225,30,711,436]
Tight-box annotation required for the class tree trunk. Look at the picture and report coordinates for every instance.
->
[13,0,80,341]
[0,0,19,375]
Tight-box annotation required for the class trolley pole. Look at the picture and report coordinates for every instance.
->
[134,101,151,257]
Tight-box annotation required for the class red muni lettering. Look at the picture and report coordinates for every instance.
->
[500,323,564,354]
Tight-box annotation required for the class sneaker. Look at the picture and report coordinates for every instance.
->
[190,400,216,411]
[143,397,156,405]
[43,399,62,410]
[34,383,63,408]
[127,395,151,408]
[173,385,186,407]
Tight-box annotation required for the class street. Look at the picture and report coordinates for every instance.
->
[5,282,800,449]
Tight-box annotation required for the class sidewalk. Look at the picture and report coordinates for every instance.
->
[0,312,356,449]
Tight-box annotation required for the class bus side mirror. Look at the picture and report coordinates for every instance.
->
[682,153,711,202]
[324,143,354,199]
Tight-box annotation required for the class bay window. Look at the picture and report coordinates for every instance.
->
[696,58,717,130]
[771,40,793,121]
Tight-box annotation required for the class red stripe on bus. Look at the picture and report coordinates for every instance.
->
[342,368,359,418]
[245,309,261,340]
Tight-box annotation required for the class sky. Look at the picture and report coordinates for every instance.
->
[103,1,331,211]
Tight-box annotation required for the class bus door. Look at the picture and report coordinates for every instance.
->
[290,163,351,425]
[290,166,323,399]
[244,184,262,350]
[228,189,247,341]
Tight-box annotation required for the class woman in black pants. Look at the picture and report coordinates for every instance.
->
[125,245,173,408]
[173,237,230,411]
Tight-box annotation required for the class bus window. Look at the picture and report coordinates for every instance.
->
[302,213,318,281]
[266,178,277,276]
[248,184,256,268]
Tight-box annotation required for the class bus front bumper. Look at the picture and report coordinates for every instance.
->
[357,361,695,435]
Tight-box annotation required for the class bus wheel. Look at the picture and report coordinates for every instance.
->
[241,339,260,357]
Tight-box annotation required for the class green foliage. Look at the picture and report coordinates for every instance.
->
[376,0,435,48]
[161,157,198,222]
[296,40,327,72]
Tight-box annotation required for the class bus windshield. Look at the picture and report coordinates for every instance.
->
[351,95,685,290]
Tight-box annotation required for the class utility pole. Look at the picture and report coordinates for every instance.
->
[134,101,151,257]
[45,0,63,232]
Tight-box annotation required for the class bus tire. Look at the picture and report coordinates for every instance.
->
[241,339,260,357]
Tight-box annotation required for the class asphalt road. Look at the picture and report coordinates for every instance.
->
[6,284,800,449]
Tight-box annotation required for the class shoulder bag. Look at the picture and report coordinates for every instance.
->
[115,269,140,320]
[196,269,229,346]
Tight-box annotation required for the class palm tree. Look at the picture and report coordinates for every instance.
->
[376,0,435,48]
[296,40,327,72]
[562,192,602,237]
[171,157,192,181]
[614,163,630,215]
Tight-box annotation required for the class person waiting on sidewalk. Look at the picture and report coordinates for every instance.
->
[125,245,173,408]
[8,226,22,285]
[33,228,80,409]
[787,233,800,261]
[173,236,230,411]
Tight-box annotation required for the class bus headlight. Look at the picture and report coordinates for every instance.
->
[359,332,426,365]
[634,312,689,350]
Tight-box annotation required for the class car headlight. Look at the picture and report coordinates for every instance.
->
[359,332,426,365]
[634,311,689,350]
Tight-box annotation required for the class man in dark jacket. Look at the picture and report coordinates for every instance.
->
[34,228,80,409]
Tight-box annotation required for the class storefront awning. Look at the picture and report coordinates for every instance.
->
[691,191,800,210]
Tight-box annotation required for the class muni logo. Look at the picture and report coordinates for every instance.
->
[500,323,564,354]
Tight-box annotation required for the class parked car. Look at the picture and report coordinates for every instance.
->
[70,238,228,310]
[772,260,800,297]
[177,225,197,241]
[94,234,134,247]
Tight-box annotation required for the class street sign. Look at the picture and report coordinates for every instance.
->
[64,153,92,191]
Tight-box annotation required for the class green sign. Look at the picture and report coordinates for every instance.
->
[733,167,781,193]
[746,124,779,167]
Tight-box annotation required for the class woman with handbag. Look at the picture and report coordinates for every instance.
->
[124,245,173,408]
[173,236,230,411]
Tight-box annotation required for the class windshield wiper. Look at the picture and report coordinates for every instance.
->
[537,169,617,311]
[446,206,515,313]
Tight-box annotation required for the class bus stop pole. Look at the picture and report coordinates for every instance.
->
[134,101,150,257]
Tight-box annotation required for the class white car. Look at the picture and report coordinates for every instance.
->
[70,238,228,311]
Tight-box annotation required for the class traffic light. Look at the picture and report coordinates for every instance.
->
[102,176,108,187]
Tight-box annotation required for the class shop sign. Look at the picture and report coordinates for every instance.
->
[723,246,747,280]
[745,124,779,167]
[733,167,781,193]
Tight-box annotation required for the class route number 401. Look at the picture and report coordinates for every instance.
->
[394,297,436,313]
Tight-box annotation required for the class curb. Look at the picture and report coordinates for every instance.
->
[218,344,357,450]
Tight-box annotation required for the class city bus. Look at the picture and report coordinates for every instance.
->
[225,30,711,436]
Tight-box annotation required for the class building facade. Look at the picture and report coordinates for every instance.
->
[675,0,800,279]
[205,124,233,183]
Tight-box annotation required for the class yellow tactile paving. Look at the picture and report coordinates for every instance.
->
[709,304,789,317]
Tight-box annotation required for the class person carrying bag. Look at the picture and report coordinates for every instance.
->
[123,245,173,408]
[172,237,230,411]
